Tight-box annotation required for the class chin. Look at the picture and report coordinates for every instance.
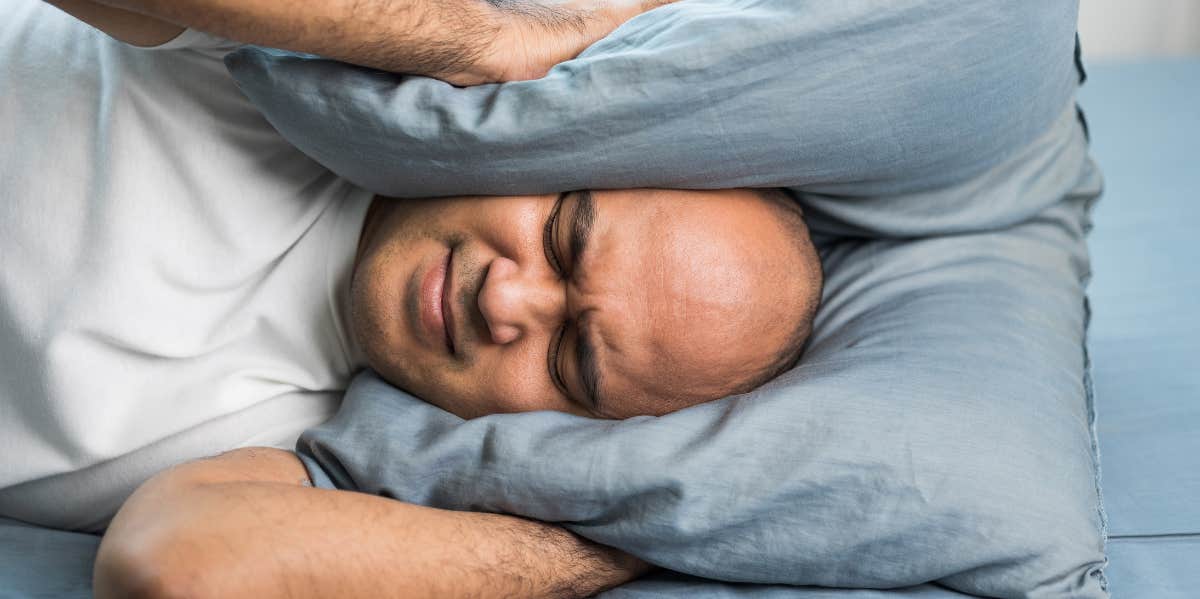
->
[349,276,401,375]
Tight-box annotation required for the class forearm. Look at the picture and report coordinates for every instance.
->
[95,449,649,599]
[93,0,495,74]
[83,0,664,83]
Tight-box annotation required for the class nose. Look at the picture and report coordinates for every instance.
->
[477,256,565,345]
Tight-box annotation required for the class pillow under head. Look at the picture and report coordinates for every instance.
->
[300,185,1107,597]
[297,120,1109,597]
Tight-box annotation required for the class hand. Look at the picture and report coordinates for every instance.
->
[443,0,680,85]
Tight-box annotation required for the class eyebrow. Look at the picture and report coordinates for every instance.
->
[568,191,603,412]
[569,190,595,265]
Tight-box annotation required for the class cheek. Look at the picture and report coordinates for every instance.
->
[385,343,576,419]
[468,199,547,260]
[480,344,574,414]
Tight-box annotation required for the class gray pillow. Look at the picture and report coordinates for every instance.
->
[223,0,1081,238]
[296,106,1109,596]
[227,0,1107,594]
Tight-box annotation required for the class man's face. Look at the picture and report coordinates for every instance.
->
[350,188,811,419]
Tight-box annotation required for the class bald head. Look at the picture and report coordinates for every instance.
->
[351,187,822,419]
[569,188,821,415]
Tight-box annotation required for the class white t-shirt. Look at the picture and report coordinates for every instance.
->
[0,1,373,532]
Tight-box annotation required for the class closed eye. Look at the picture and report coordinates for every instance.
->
[543,192,569,279]
[543,192,571,397]
[547,324,569,396]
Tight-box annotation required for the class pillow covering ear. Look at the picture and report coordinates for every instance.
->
[224,0,1081,237]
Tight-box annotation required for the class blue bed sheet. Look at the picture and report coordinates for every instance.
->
[1077,58,1200,598]
[0,517,97,598]
[1,59,1196,599]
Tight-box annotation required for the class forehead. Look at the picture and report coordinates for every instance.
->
[576,189,796,412]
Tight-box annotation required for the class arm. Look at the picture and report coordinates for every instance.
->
[94,448,651,599]
[48,0,676,84]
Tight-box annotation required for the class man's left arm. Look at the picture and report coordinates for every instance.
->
[93,448,651,599]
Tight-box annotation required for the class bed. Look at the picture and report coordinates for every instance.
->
[0,58,1196,599]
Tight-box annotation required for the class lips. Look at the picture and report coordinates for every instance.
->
[418,248,454,354]
[441,249,457,355]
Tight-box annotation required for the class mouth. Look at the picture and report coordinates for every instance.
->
[418,247,455,355]
[442,247,458,355]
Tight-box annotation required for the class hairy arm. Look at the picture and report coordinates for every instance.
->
[48,0,675,83]
[94,448,651,599]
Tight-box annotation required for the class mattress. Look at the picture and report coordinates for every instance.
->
[1077,58,1200,599]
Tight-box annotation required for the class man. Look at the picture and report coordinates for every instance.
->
[0,0,822,596]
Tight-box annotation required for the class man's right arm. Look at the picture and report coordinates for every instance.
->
[45,0,677,84]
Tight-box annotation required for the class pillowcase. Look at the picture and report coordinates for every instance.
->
[296,107,1109,597]
[227,0,1106,594]
[599,571,971,599]
[223,0,1081,238]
